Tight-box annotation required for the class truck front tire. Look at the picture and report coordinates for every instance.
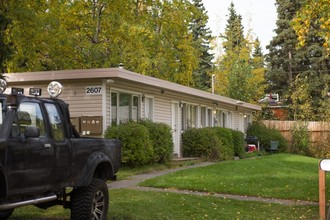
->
[71,178,109,220]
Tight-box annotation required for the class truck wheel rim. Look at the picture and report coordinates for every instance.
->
[92,190,105,220]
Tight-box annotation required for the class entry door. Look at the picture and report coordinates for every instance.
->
[171,102,180,157]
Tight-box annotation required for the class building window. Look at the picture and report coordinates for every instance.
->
[227,111,233,129]
[201,107,212,128]
[201,107,206,128]
[214,109,229,128]
[222,111,227,127]
[214,110,221,127]
[207,109,212,127]
[111,92,118,126]
[244,114,252,131]
[111,91,141,125]
[144,97,154,120]
[182,104,198,130]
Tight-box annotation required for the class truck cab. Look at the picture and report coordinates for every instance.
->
[0,80,121,220]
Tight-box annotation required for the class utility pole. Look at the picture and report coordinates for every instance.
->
[211,74,216,94]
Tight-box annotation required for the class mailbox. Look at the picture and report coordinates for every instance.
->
[80,116,103,136]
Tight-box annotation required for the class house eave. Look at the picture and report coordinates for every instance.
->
[4,68,261,111]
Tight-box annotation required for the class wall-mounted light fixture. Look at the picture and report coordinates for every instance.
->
[179,101,184,108]
[106,79,115,84]
[161,89,165,95]
[142,94,145,102]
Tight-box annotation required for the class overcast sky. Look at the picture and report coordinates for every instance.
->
[202,0,277,53]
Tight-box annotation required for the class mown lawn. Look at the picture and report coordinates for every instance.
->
[9,153,326,219]
[108,189,318,220]
[140,153,327,201]
[10,189,319,220]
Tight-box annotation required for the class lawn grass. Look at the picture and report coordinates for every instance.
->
[9,153,326,219]
[108,189,318,220]
[10,205,69,219]
[10,189,319,220]
[140,153,327,202]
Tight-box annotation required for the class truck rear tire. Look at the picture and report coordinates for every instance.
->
[0,209,13,220]
[71,178,109,220]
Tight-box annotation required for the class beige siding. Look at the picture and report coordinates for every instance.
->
[154,98,171,125]
[61,82,103,117]
[6,81,104,118]
[4,69,262,157]
[232,112,241,132]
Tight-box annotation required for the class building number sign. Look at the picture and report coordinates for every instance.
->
[86,86,102,95]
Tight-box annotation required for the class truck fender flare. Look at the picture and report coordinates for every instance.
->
[75,152,114,186]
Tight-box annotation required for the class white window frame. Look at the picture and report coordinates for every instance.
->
[181,102,198,131]
[201,106,213,128]
[110,88,142,125]
[144,96,154,121]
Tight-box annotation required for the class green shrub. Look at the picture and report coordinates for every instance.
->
[211,127,234,160]
[291,121,310,156]
[182,128,223,160]
[138,120,174,163]
[104,123,154,167]
[246,122,287,152]
[230,129,246,158]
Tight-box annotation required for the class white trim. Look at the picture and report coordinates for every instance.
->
[102,80,107,133]
[171,101,180,157]
[144,95,154,121]
[110,87,142,96]
[4,68,261,111]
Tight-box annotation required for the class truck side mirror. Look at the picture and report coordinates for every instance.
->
[24,126,40,138]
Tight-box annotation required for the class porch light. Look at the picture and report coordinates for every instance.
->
[47,81,62,98]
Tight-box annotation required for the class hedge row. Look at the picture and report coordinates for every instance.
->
[182,127,245,161]
[104,120,173,167]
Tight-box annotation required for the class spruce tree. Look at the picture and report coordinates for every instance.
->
[189,0,214,91]
[222,2,245,52]
[267,0,330,120]
[266,0,302,97]
[214,2,265,103]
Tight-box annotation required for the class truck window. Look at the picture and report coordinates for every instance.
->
[45,103,64,141]
[12,102,46,137]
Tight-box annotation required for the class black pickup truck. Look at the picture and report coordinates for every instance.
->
[0,81,121,220]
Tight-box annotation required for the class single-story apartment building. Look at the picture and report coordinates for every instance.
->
[4,68,261,157]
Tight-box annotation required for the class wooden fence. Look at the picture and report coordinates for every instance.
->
[262,120,330,157]
[262,120,330,143]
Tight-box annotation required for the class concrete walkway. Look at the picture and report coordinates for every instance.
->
[107,162,318,206]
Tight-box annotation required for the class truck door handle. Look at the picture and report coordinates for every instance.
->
[44,144,51,149]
